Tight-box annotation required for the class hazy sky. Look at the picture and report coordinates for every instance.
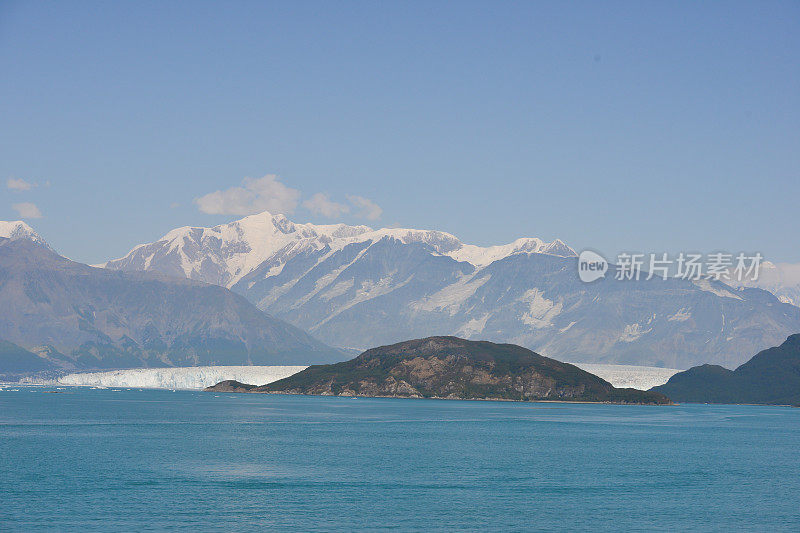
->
[1,1,798,264]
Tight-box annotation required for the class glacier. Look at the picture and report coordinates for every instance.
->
[569,363,681,390]
[56,366,307,390]
[52,363,679,391]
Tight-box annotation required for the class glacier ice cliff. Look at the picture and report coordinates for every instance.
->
[56,366,307,390]
[55,363,680,391]
[570,363,680,390]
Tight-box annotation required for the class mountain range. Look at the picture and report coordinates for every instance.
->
[103,211,800,369]
[0,226,343,376]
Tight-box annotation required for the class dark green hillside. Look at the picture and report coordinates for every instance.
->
[652,334,800,406]
[208,336,671,405]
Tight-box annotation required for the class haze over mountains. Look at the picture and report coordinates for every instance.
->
[103,211,800,369]
[0,226,342,375]
[729,261,800,307]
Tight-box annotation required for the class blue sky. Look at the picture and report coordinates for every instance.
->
[1,1,798,264]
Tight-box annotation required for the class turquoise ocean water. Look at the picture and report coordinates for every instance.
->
[1,387,798,531]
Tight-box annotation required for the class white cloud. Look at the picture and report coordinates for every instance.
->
[13,202,42,219]
[347,195,383,220]
[303,193,350,218]
[194,174,382,222]
[7,178,34,191]
[195,175,300,216]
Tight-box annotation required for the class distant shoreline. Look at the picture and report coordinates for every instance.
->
[205,384,675,406]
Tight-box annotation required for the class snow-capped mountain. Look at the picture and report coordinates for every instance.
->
[104,211,800,369]
[0,220,51,250]
[104,211,575,287]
